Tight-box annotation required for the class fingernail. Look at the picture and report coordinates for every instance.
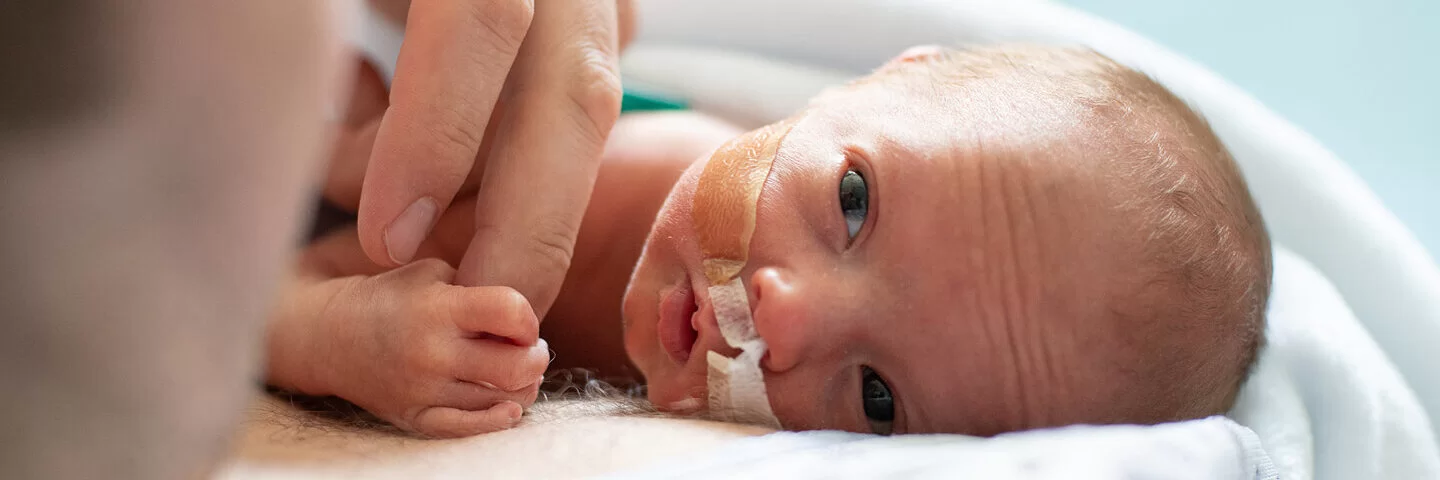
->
[506,403,524,423]
[384,197,438,264]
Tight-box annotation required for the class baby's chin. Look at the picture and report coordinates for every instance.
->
[643,369,707,413]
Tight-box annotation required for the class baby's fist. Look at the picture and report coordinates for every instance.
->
[317,259,550,437]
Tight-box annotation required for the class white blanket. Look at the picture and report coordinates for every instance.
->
[613,417,1276,479]
[1232,249,1439,478]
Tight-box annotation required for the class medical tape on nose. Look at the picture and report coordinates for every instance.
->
[691,119,795,428]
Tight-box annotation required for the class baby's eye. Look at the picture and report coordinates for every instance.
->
[861,366,894,435]
[839,170,868,242]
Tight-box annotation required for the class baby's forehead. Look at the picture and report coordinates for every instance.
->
[799,73,1105,185]
[806,71,947,119]
[796,80,965,161]
[822,60,1105,136]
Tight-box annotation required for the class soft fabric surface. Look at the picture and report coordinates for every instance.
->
[611,417,1276,479]
[1231,249,1439,479]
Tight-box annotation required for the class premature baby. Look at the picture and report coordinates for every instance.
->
[267,44,1272,438]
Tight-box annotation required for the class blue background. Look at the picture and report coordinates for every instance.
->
[1062,0,1438,259]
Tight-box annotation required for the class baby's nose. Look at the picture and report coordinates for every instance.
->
[750,267,818,373]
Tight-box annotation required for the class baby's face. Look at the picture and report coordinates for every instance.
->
[623,62,1133,435]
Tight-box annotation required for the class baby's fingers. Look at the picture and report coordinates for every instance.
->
[411,403,523,438]
[451,338,549,393]
[437,284,539,346]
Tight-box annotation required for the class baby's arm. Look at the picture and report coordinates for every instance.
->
[264,229,376,398]
[266,230,549,438]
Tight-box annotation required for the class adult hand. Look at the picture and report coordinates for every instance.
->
[350,0,634,319]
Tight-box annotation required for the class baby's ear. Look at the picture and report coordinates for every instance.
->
[878,45,946,72]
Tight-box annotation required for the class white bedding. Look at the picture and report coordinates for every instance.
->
[612,417,1274,479]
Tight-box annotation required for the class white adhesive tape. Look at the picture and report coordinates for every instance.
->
[705,278,780,427]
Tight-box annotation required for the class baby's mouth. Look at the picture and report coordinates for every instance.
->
[658,280,700,365]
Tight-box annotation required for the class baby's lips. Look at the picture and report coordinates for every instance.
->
[688,295,742,361]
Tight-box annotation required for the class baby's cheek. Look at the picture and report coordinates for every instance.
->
[647,161,705,249]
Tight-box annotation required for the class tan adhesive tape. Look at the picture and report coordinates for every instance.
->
[691,119,796,428]
[695,120,795,285]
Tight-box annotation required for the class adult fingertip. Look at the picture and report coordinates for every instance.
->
[384,196,440,265]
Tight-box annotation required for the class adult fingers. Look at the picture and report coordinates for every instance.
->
[356,0,534,267]
[329,111,496,213]
[410,403,522,438]
[454,0,623,320]
[365,0,632,50]
[415,195,479,265]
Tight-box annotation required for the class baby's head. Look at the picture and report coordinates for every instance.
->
[623,44,1271,435]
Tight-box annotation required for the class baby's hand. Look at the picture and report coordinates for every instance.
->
[301,259,550,437]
